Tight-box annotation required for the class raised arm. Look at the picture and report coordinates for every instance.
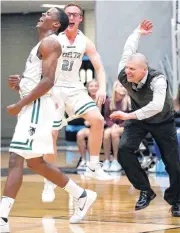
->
[118,20,153,74]
[7,37,61,116]
[85,38,106,106]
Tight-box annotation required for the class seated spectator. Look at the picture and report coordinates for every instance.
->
[103,80,131,172]
[76,79,103,170]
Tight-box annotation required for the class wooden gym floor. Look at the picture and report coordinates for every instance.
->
[1,151,180,233]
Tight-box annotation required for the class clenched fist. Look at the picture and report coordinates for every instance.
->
[7,103,22,116]
[8,75,21,91]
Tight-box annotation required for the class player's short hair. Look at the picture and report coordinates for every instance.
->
[55,7,69,34]
[64,2,83,16]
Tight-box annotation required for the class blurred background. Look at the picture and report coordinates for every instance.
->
[1,0,180,143]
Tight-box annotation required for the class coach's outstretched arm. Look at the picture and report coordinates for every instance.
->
[118,20,153,74]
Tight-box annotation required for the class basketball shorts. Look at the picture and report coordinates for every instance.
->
[52,83,98,130]
[9,96,55,159]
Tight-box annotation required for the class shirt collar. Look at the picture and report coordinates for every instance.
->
[132,71,148,91]
[139,71,148,86]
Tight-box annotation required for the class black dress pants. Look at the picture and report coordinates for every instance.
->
[118,119,180,205]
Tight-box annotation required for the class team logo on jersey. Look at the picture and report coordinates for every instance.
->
[29,126,36,136]
[62,52,81,59]
[67,46,76,48]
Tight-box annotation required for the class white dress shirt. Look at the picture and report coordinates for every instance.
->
[118,28,167,120]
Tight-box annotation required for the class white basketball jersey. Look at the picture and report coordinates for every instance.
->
[55,30,86,86]
[19,34,58,98]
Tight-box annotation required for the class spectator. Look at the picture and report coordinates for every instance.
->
[76,80,103,170]
[103,80,131,172]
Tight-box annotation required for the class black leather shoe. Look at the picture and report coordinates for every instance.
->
[135,189,156,210]
[171,202,180,217]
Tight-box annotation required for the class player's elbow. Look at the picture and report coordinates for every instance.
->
[49,80,55,88]
[45,79,54,89]
[94,63,104,74]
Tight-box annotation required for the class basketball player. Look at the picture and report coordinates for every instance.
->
[0,8,97,232]
[8,2,112,204]
[42,3,113,202]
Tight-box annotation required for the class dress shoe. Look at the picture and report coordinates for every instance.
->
[135,189,156,210]
[171,202,180,217]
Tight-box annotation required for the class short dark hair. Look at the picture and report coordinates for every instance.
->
[64,2,83,16]
[55,7,69,34]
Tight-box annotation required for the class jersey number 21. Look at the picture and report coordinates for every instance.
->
[62,60,74,71]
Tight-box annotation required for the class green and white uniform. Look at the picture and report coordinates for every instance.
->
[52,30,98,130]
[9,35,57,159]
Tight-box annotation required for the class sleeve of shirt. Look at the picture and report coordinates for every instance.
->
[134,75,167,120]
[117,28,141,74]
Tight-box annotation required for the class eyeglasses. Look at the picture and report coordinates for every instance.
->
[66,12,82,18]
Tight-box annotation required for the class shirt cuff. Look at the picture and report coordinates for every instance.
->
[134,109,146,120]
[134,27,141,35]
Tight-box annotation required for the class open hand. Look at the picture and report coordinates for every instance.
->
[110,111,130,120]
[139,20,153,35]
[96,89,106,107]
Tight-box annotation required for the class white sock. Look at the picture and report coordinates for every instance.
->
[44,178,53,185]
[90,155,99,163]
[63,179,84,199]
[44,178,48,183]
[0,196,15,219]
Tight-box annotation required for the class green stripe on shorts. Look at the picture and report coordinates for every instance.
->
[75,102,96,115]
[31,99,41,124]
[53,120,62,128]
[78,103,97,115]
[10,139,33,150]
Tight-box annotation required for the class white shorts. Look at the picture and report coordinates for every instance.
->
[52,83,98,130]
[9,96,55,159]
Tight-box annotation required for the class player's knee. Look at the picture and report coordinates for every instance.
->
[9,153,24,169]
[91,114,104,128]
[27,157,44,170]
